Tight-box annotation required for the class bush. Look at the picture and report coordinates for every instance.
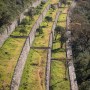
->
[41,1,46,5]
[19,26,27,35]
[21,18,30,26]
[45,16,52,22]
[51,4,56,11]
[36,26,43,34]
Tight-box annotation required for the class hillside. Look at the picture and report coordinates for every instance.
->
[0,0,90,90]
[70,0,90,90]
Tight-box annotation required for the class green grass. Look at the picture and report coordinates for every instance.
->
[33,9,58,47]
[50,1,72,90]
[0,1,50,89]
[57,7,68,28]
[50,60,70,90]
[52,35,66,59]
[0,38,25,90]
[19,49,47,90]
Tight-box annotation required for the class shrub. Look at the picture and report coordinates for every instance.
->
[21,18,30,26]
[45,16,52,26]
[36,26,43,34]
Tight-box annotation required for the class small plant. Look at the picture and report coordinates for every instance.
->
[67,2,70,6]
[0,25,5,34]
[36,26,43,34]
[55,26,64,40]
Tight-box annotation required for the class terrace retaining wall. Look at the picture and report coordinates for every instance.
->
[0,0,41,47]
[11,4,50,90]
[66,1,78,90]
[46,32,52,90]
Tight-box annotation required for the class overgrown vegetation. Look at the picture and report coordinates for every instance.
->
[70,0,90,89]
[0,1,48,89]
[0,0,36,32]
[33,8,58,47]
[50,3,71,90]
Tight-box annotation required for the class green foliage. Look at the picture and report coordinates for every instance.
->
[55,25,62,34]
[60,31,67,48]
[51,4,56,11]
[70,0,90,89]
[21,18,30,26]
[45,16,52,26]
[41,1,46,5]
[0,25,6,34]
[0,0,34,33]
[55,25,64,40]
[19,27,27,35]
[45,16,53,22]
[27,7,35,19]
[36,26,43,35]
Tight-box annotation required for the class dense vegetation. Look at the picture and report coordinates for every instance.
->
[0,0,36,33]
[50,3,70,90]
[70,0,90,90]
[0,1,48,89]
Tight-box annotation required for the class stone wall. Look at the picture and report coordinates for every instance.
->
[66,1,78,90]
[46,32,52,90]
[11,4,50,90]
[0,0,41,47]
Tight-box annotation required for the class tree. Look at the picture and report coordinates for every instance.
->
[36,26,43,35]
[60,30,67,48]
[55,25,64,40]
[51,4,56,11]
[28,7,35,20]
[69,0,90,89]
[45,16,52,26]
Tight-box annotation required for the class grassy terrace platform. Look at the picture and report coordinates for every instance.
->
[33,9,58,47]
[0,1,49,90]
[19,49,47,90]
[19,8,58,90]
[50,2,72,90]
[12,1,50,36]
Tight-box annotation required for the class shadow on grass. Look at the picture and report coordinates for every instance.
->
[52,48,65,53]
[41,25,47,28]
[10,35,28,38]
